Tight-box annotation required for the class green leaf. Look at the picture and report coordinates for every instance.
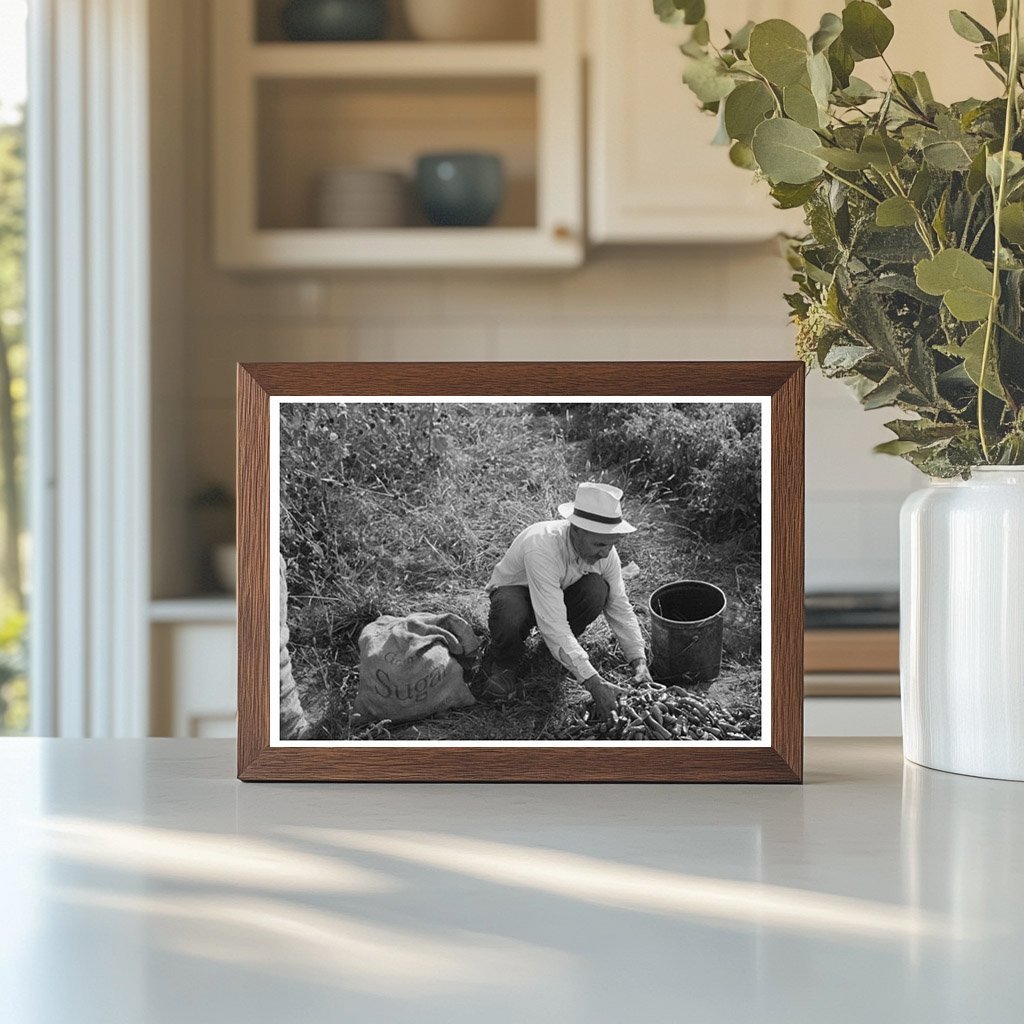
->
[874,439,922,455]
[884,418,963,443]
[784,80,824,129]
[940,325,1006,398]
[684,2,706,27]
[751,118,828,184]
[913,71,935,104]
[891,72,922,110]
[748,20,809,87]
[692,19,710,45]
[724,20,755,53]
[999,203,1024,245]
[922,140,973,171]
[653,0,705,26]
[876,197,918,228]
[993,0,1008,24]
[979,32,1015,75]
[807,191,841,249]
[932,190,950,247]
[909,164,933,205]
[723,81,775,144]
[915,249,994,321]
[810,12,843,54]
[770,180,820,209]
[842,76,879,103]
[682,57,736,104]
[827,36,855,89]
[908,333,941,403]
[948,10,994,44]
[813,146,872,170]
[986,150,1024,191]
[860,133,904,173]
[653,0,682,24]
[967,144,991,194]
[842,1,895,59]
[808,51,833,110]
[862,374,903,409]
[729,140,757,169]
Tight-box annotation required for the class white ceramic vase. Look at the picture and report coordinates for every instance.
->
[900,467,1024,780]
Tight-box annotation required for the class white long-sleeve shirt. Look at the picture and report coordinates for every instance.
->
[486,520,646,681]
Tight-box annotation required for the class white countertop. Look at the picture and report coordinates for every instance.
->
[1,738,1020,1023]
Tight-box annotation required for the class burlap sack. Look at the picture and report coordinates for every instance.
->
[353,613,479,725]
[279,554,312,740]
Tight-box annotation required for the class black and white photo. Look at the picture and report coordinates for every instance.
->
[271,397,770,746]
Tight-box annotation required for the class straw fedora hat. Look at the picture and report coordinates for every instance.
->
[558,482,636,535]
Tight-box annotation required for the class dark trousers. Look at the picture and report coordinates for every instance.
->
[488,574,609,669]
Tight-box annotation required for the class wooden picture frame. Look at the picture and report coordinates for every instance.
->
[238,362,804,782]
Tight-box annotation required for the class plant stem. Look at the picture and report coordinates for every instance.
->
[884,170,938,255]
[750,69,784,117]
[968,212,994,253]
[822,167,880,205]
[978,0,1021,462]
[962,191,979,248]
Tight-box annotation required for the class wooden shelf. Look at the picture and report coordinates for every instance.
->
[249,42,544,78]
[804,673,900,697]
[217,226,580,270]
[150,597,237,623]
[805,629,900,675]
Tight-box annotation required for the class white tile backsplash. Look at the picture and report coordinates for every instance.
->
[441,272,562,321]
[326,275,446,320]
[558,251,727,320]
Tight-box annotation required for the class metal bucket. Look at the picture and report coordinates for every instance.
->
[649,580,727,688]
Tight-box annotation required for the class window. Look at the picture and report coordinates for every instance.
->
[0,0,28,734]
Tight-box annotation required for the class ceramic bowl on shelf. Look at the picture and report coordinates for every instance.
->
[403,0,534,42]
[414,152,504,227]
[280,0,389,42]
[315,167,408,228]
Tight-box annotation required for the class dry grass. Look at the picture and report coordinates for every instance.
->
[283,403,762,741]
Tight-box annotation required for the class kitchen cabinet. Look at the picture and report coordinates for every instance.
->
[586,0,999,244]
[804,625,900,736]
[150,601,237,737]
[211,0,583,268]
[587,0,810,243]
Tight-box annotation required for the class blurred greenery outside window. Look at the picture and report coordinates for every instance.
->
[0,0,28,734]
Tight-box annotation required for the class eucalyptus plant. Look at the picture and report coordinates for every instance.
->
[656,0,1024,475]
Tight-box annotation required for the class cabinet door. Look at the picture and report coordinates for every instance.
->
[588,0,996,244]
[151,622,237,738]
[588,0,813,243]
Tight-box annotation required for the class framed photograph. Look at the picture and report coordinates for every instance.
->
[237,362,803,782]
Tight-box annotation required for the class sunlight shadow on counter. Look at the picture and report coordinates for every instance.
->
[289,826,971,943]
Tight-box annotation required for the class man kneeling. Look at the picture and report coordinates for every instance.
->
[484,482,653,719]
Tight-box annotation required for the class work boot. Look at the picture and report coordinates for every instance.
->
[480,666,517,701]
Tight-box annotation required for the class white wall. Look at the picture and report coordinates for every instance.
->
[154,0,920,599]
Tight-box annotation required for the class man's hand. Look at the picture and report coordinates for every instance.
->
[630,658,654,686]
[583,673,626,720]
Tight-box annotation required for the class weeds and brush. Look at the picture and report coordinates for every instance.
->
[280,401,763,741]
[540,402,762,545]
